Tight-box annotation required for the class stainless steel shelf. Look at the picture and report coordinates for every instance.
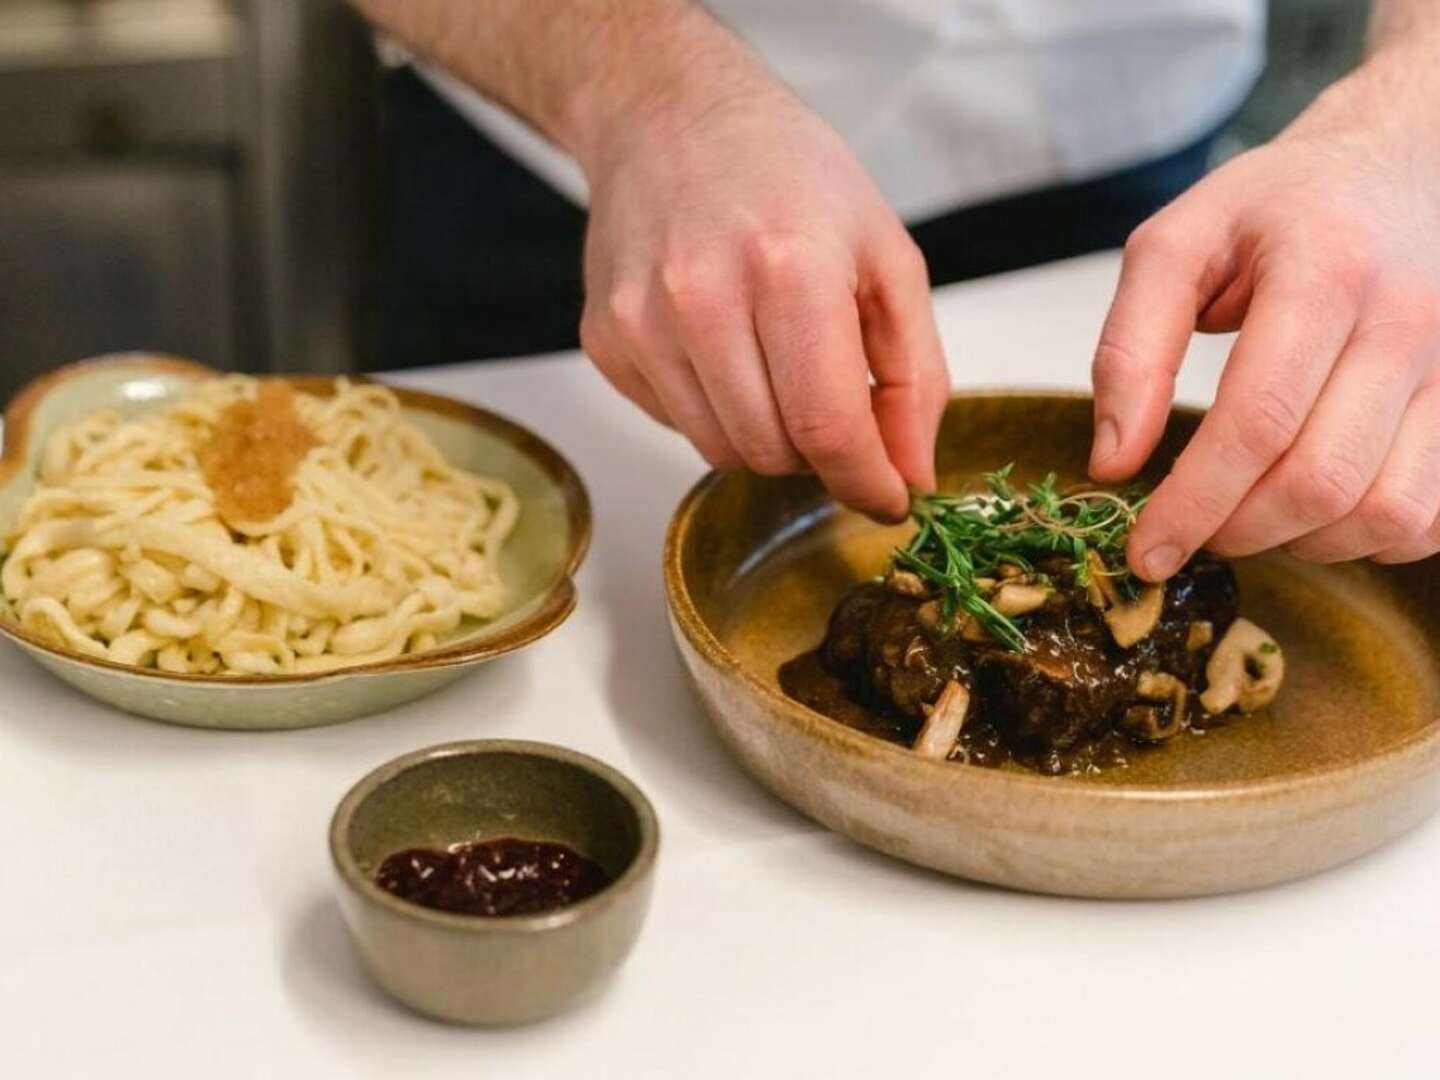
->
[0,0,379,399]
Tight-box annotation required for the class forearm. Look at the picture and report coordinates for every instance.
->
[354,1,948,517]
[347,0,768,173]
[1368,0,1440,55]
[1280,0,1440,152]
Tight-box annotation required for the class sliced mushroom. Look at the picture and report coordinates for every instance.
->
[1200,618,1284,715]
[974,577,998,594]
[998,563,1025,580]
[1186,620,1215,653]
[1119,671,1188,741]
[1085,550,1117,607]
[1085,551,1165,648]
[916,600,943,634]
[958,614,991,643]
[885,569,928,598]
[991,581,1052,617]
[1119,704,1181,742]
[1137,671,1186,701]
[1085,576,1108,610]
[1104,586,1164,648]
[913,679,972,759]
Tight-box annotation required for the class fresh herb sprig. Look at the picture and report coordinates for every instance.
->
[894,465,1150,652]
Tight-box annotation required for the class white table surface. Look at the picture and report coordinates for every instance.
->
[4,252,1436,1079]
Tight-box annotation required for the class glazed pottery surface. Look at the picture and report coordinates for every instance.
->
[0,355,590,728]
[665,392,1440,898]
[330,740,658,1025]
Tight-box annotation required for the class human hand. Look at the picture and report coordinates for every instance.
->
[1089,45,1440,578]
[573,55,948,520]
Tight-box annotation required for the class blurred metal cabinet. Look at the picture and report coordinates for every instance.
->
[0,161,236,375]
[0,0,379,400]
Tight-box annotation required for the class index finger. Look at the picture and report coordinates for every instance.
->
[858,234,951,492]
[1089,218,1215,482]
[1125,278,1355,580]
[752,244,909,520]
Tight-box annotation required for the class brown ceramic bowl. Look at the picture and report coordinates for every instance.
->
[330,740,659,1025]
[664,392,1440,898]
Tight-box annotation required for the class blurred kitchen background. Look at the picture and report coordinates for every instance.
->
[0,0,1371,400]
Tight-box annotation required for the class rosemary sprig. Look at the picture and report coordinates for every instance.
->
[894,464,1150,652]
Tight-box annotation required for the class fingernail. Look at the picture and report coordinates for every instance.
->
[1142,544,1182,581]
[1092,418,1120,466]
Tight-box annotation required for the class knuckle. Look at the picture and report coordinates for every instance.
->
[578,303,618,361]
[728,414,802,476]
[1296,455,1368,521]
[891,235,930,287]
[925,364,953,410]
[1124,215,1186,264]
[743,443,802,477]
[747,231,822,286]
[1362,485,1434,542]
[578,306,605,356]
[1091,338,1150,390]
[696,441,742,472]
[1319,234,1379,291]
[1172,480,1233,527]
[1365,287,1440,353]
[1335,252,1378,293]
[603,281,649,340]
[786,409,855,462]
[1232,387,1305,464]
[659,258,727,323]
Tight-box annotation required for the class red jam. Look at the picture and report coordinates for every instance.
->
[374,837,612,917]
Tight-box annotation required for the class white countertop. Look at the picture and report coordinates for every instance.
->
[4,252,1436,1079]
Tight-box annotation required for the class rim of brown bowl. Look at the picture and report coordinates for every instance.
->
[662,388,1440,812]
[329,739,660,933]
[0,353,591,685]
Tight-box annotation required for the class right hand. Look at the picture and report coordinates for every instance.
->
[574,70,949,520]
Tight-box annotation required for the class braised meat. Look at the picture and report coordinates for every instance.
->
[821,584,971,718]
[781,468,1283,776]
[974,621,1132,756]
[785,553,1252,776]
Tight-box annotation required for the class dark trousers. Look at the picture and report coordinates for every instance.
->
[377,66,1214,369]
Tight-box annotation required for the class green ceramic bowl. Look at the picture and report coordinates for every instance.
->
[329,740,659,1025]
[0,355,590,729]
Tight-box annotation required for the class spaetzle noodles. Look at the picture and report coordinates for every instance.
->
[1,376,519,675]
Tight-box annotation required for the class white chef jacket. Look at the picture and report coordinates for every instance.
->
[419,0,1266,222]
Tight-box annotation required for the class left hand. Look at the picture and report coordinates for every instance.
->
[1089,44,1440,580]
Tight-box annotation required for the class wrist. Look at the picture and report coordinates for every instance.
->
[556,5,776,180]
[1366,1,1440,61]
[1282,40,1440,154]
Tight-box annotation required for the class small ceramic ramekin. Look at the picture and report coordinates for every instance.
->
[329,739,658,1025]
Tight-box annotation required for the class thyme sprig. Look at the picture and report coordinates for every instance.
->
[893,465,1150,652]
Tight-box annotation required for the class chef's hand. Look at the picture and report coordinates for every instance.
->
[575,73,949,521]
[1090,36,1440,578]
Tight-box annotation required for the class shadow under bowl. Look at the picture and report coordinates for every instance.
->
[329,739,659,1025]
